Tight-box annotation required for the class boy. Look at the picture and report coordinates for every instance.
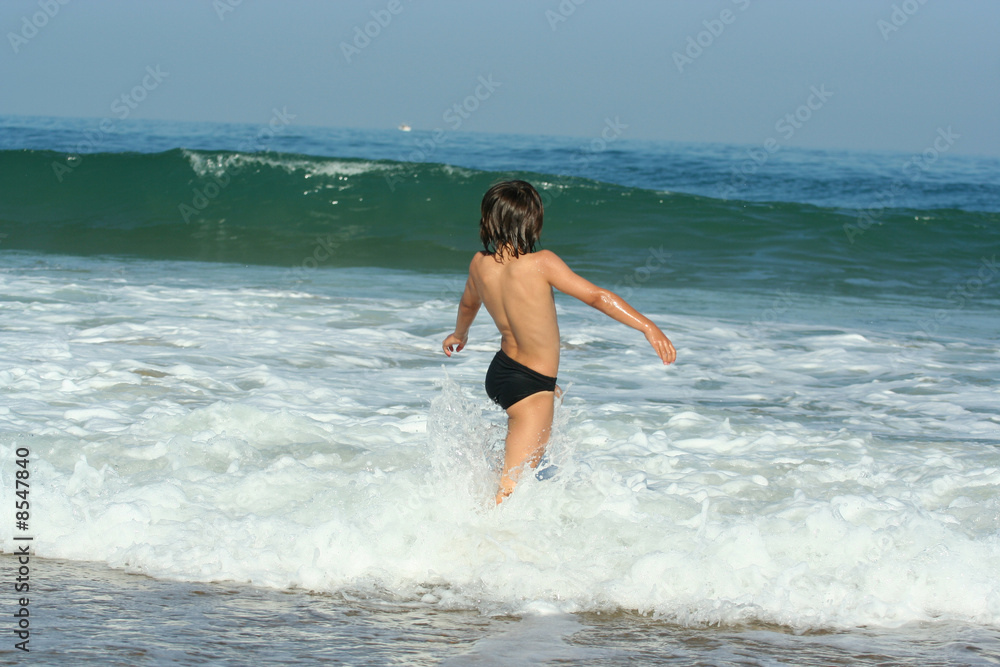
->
[442,180,676,504]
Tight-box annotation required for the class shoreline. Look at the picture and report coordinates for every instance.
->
[8,555,998,666]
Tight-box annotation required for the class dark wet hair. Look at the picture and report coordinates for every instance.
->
[479,180,543,259]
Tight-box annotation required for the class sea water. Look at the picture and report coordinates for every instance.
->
[1,116,999,664]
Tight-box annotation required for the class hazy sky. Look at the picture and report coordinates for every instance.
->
[2,0,998,155]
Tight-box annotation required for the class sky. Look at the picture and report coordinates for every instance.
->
[2,0,999,156]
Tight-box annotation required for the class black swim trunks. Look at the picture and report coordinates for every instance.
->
[485,349,557,410]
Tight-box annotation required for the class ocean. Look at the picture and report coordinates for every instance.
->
[1,115,999,665]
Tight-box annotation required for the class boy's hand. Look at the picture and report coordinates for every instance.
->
[645,327,677,365]
[442,333,468,357]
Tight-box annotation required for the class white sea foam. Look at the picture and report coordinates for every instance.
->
[1,255,999,629]
[182,149,392,181]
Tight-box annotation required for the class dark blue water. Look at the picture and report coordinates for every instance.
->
[3,114,999,211]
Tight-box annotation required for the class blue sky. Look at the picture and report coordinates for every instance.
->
[2,0,998,155]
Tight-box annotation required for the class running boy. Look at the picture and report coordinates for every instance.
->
[442,180,676,504]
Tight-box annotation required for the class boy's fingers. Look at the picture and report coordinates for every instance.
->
[656,340,676,364]
[443,336,465,356]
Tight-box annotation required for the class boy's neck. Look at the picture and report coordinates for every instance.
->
[491,245,529,262]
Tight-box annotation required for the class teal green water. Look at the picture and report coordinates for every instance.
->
[1,148,996,297]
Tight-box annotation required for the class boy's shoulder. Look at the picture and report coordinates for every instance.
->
[531,249,565,269]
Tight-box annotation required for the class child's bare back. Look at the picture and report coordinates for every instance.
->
[467,249,561,377]
[442,180,675,504]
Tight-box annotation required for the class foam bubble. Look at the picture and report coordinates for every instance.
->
[182,149,391,180]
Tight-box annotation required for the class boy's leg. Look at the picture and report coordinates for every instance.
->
[496,390,555,504]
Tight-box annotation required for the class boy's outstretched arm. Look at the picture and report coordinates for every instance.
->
[442,274,482,356]
[538,250,676,364]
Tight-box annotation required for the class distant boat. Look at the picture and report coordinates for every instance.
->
[397,123,412,132]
